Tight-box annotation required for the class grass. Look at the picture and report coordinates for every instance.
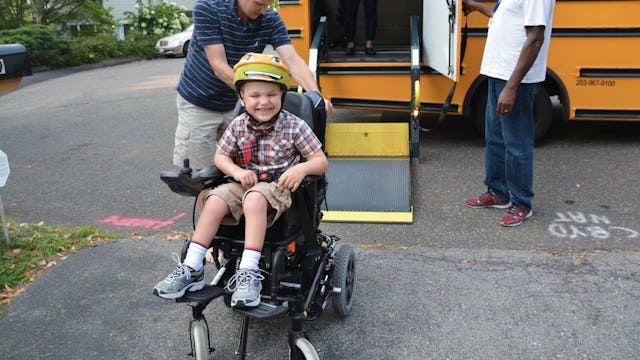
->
[0,220,121,317]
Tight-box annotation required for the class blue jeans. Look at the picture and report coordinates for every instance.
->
[484,77,537,211]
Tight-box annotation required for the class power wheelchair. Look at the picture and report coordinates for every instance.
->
[158,91,356,360]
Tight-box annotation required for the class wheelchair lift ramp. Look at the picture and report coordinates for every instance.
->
[322,123,413,223]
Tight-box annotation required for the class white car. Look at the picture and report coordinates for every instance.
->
[155,24,193,57]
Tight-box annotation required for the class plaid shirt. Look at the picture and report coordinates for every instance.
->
[217,110,323,175]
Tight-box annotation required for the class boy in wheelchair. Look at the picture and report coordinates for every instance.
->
[153,53,328,308]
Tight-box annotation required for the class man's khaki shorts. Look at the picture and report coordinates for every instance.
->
[202,182,292,227]
[173,94,233,170]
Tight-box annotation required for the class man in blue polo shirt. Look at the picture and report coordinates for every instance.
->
[173,0,332,171]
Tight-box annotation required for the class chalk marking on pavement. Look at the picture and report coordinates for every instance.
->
[548,211,638,239]
[96,213,185,230]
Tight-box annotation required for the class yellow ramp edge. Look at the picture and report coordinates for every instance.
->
[326,123,409,157]
[322,208,414,224]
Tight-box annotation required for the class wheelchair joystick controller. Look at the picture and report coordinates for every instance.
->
[181,159,193,176]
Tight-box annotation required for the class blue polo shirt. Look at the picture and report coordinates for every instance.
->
[176,0,291,112]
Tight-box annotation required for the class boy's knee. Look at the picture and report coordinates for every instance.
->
[243,192,268,212]
[202,195,229,216]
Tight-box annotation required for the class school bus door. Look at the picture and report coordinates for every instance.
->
[422,0,461,82]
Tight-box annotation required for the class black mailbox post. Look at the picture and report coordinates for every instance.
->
[0,43,32,93]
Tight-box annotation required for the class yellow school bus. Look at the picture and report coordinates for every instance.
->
[277,0,640,223]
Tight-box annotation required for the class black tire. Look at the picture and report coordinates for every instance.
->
[472,86,554,142]
[182,40,190,57]
[191,319,210,360]
[330,245,355,318]
[289,337,320,360]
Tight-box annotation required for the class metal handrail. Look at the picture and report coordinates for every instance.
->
[308,16,328,82]
[409,15,421,164]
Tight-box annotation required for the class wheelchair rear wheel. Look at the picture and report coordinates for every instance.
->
[289,337,320,360]
[190,319,211,360]
[331,245,356,318]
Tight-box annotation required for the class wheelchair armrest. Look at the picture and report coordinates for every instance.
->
[299,174,324,189]
[160,166,226,197]
[194,166,224,181]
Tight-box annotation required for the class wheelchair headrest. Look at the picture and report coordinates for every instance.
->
[232,91,326,144]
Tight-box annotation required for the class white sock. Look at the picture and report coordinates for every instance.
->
[183,242,208,271]
[239,249,261,271]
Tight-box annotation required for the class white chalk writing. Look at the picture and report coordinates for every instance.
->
[548,212,638,239]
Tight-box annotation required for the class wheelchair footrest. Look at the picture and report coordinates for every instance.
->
[176,285,225,305]
[233,301,288,319]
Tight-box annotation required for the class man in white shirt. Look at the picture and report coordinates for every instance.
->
[463,0,555,226]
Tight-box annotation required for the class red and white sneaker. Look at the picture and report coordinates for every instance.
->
[465,190,510,209]
[500,205,533,227]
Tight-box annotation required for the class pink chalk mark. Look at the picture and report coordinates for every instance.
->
[96,213,186,230]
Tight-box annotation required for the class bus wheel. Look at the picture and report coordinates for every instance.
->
[472,86,554,142]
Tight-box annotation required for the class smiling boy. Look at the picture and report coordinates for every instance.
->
[155,53,328,308]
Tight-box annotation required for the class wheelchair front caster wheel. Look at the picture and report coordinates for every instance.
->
[190,319,212,360]
[289,337,320,360]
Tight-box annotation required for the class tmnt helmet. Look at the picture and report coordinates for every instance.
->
[233,52,290,93]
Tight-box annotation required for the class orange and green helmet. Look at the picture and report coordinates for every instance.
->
[233,52,290,92]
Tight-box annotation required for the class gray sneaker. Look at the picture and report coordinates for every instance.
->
[225,268,264,308]
[153,253,204,299]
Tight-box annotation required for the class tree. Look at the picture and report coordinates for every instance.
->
[31,0,112,28]
[0,0,31,30]
[1,0,114,33]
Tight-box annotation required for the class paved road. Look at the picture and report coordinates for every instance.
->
[0,58,639,359]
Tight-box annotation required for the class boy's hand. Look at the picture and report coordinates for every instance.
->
[233,168,257,188]
[277,166,305,192]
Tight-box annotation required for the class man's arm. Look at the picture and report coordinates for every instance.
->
[275,44,319,92]
[498,25,546,113]
[462,0,494,18]
[204,44,236,88]
[276,44,334,115]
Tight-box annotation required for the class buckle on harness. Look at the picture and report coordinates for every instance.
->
[258,173,278,182]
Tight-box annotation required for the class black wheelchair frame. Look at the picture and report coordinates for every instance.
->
[158,92,356,360]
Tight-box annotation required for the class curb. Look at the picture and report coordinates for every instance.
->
[11,57,148,91]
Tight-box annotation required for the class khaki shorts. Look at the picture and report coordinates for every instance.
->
[173,94,234,170]
[202,182,292,227]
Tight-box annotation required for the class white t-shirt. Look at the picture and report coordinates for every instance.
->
[480,0,555,83]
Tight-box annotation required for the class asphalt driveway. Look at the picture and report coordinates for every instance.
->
[1,58,639,359]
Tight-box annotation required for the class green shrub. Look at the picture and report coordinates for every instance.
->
[0,0,194,70]
[119,31,160,59]
[0,25,161,70]
[0,25,72,68]
[69,33,126,65]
